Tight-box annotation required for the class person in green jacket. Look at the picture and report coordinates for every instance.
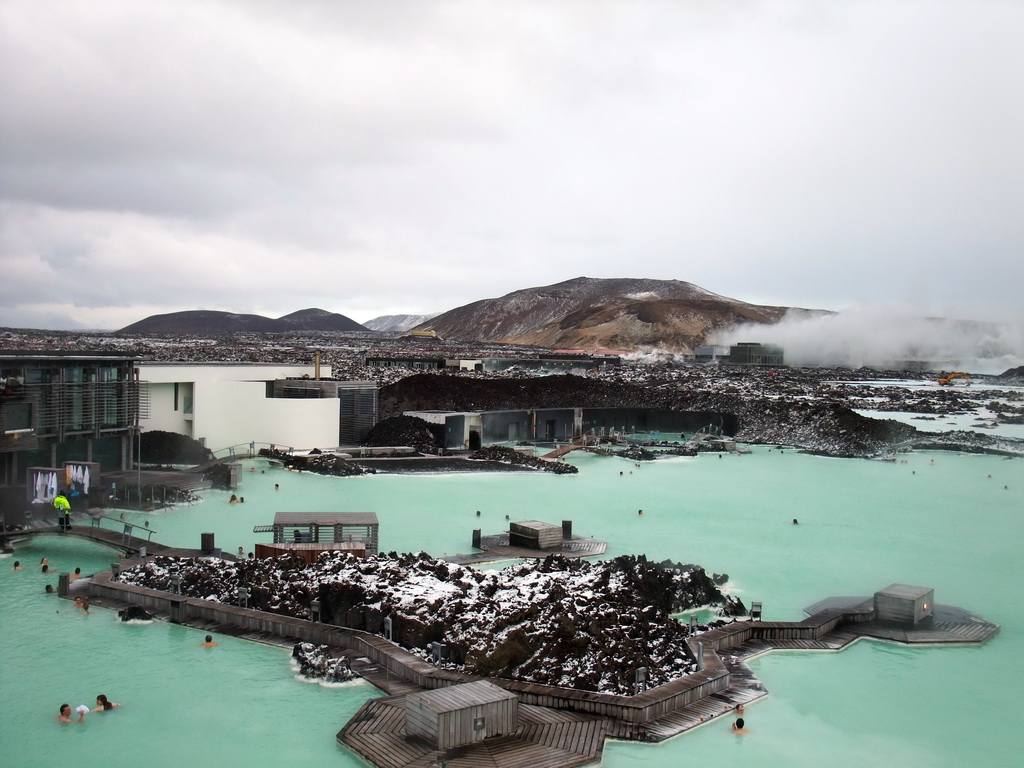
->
[53,493,71,531]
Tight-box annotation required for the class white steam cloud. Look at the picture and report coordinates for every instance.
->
[709,310,1024,375]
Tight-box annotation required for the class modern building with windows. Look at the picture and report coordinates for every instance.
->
[0,350,143,497]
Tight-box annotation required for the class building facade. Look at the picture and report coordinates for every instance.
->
[272,379,378,445]
[140,362,339,453]
[0,351,142,492]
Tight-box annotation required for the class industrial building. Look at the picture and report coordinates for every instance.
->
[728,342,785,366]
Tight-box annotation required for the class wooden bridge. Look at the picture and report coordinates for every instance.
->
[1,513,222,559]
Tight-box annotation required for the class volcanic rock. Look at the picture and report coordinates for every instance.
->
[468,445,578,473]
[117,551,742,694]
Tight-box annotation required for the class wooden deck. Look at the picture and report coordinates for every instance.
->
[52,549,1000,768]
[103,468,211,492]
[803,597,1000,646]
[339,699,611,768]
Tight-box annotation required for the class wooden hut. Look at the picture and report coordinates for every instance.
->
[874,584,934,626]
[405,681,519,749]
[508,520,563,550]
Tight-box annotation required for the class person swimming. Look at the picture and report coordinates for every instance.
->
[93,694,119,711]
[59,703,84,724]
[201,635,218,647]
[732,717,748,734]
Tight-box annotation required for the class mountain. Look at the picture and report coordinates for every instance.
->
[119,308,366,334]
[276,308,367,332]
[362,313,438,333]
[413,277,824,353]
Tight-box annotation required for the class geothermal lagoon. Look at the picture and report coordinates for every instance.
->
[2,445,1021,767]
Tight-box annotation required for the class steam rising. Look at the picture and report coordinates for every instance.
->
[709,310,1024,374]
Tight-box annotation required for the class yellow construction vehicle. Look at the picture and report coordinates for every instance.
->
[937,372,971,386]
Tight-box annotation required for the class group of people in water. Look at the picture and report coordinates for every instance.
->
[13,557,92,596]
[58,695,119,724]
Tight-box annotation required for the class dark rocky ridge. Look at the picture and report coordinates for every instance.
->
[258,447,374,476]
[468,445,579,473]
[363,415,444,454]
[139,430,212,465]
[119,308,366,334]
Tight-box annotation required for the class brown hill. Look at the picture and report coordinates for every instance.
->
[416,277,824,352]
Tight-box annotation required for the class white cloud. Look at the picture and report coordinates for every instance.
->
[0,0,1021,330]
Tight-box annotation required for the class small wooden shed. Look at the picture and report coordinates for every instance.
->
[405,681,519,749]
[509,520,563,550]
[252,512,379,556]
[874,584,934,626]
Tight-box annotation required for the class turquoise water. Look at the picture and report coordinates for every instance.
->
[3,448,1022,766]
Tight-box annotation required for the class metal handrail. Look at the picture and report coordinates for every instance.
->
[208,441,297,460]
[90,513,156,543]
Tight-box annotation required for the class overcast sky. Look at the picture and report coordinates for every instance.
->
[1,0,1022,331]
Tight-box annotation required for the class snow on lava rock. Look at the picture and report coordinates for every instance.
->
[117,552,742,694]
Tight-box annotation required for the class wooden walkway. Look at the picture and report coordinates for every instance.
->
[446,534,606,565]
[59,549,1000,768]
[339,699,611,768]
[0,519,210,558]
[540,443,582,460]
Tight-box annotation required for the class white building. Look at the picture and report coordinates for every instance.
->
[139,362,340,453]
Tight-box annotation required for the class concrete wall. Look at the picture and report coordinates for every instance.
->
[195,381,338,451]
[140,364,337,452]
